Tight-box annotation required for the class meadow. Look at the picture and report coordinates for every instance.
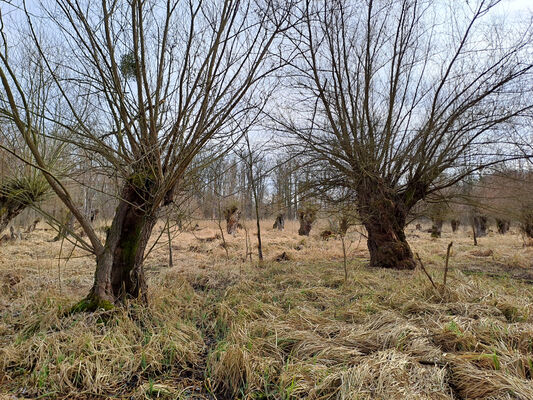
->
[1,219,533,399]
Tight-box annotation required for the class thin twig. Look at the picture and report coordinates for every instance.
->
[415,253,438,291]
[443,241,453,289]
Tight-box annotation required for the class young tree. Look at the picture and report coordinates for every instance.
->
[277,0,533,269]
[0,0,293,307]
[236,133,268,261]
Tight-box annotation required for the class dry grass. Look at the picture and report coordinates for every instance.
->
[1,220,533,399]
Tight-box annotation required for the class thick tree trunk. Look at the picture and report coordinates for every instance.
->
[298,209,316,236]
[472,215,488,237]
[0,178,46,235]
[450,219,460,233]
[224,206,241,235]
[273,214,285,231]
[496,219,510,235]
[358,183,415,270]
[519,208,533,238]
[82,183,156,309]
[0,199,25,235]
[431,218,443,238]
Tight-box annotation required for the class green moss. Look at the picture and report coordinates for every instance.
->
[68,297,114,314]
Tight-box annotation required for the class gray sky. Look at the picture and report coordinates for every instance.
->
[496,0,532,14]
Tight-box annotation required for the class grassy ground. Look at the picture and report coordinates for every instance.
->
[1,219,533,399]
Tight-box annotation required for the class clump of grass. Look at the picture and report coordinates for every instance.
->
[205,260,533,399]
[2,219,533,398]
[0,278,204,398]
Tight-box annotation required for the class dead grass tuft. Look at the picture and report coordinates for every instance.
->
[2,219,533,398]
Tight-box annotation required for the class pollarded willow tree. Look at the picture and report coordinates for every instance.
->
[0,0,294,308]
[278,0,533,269]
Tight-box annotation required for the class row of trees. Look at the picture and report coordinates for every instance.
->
[1,0,532,307]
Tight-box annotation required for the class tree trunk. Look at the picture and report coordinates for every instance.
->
[224,206,241,235]
[472,215,488,237]
[450,219,460,233]
[0,178,47,235]
[496,218,510,235]
[0,199,26,235]
[298,208,316,236]
[519,207,533,238]
[273,214,285,230]
[431,218,443,238]
[82,183,156,309]
[52,211,75,241]
[358,183,415,270]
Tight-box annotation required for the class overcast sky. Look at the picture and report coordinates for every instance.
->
[497,0,532,14]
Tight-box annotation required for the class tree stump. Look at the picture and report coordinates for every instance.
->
[90,209,100,222]
[273,213,285,231]
[496,219,510,235]
[298,208,316,236]
[320,229,335,240]
[431,218,443,238]
[472,215,488,238]
[450,219,460,233]
[224,205,241,235]
[519,208,533,238]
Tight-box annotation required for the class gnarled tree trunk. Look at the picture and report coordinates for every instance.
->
[520,207,533,238]
[472,215,488,238]
[273,213,285,231]
[82,182,157,309]
[224,206,241,235]
[496,219,510,235]
[357,183,415,270]
[450,219,460,233]
[0,199,26,235]
[0,177,47,235]
[431,218,443,238]
[298,208,316,236]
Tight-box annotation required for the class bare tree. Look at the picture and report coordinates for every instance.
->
[236,133,267,261]
[276,0,533,269]
[0,0,294,308]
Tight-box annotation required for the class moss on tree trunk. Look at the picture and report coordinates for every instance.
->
[81,179,157,310]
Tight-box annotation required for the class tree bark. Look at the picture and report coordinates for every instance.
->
[431,218,443,238]
[358,182,416,270]
[496,219,510,235]
[224,206,241,235]
[472,215,488,237]
[83,183,156,309]
[273,214,285,231]
[0,198,26,235]
[450,219,460,233]
[298,209,316,236]
[0,178,45,234]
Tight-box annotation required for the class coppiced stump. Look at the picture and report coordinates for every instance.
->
[451,219,460,233]
[298,208,316,236]
[472,215,488,238]
[496,219,510,235]
[224,206,241,235]
[431,218,443,238]
[273,214,285,231]
[358,183,415,270]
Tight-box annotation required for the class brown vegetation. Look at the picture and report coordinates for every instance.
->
[1,219,532,399]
